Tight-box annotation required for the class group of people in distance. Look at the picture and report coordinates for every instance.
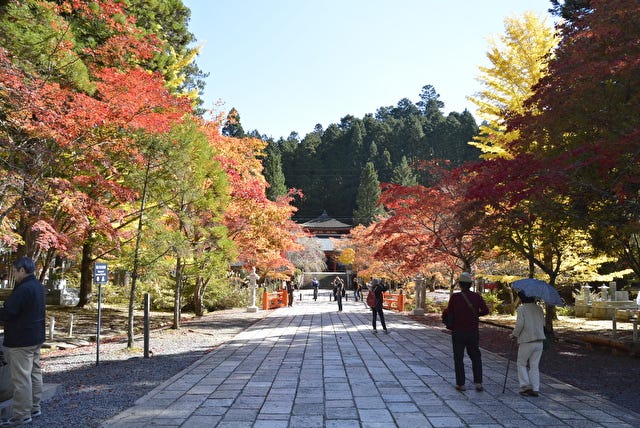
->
[443,272,545,396]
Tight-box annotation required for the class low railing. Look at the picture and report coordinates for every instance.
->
[382,291,405,312]
[262,289,287,310]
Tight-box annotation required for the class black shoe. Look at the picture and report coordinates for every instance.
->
[519,389,532,396]
[526,390,539,397]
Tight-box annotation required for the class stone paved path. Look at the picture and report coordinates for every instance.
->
[102,290,639,427]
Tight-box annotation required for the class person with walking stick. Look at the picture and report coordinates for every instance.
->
[510,290,545,397]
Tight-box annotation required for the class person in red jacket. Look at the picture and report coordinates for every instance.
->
[0,257,46,426]
[443,272,489,392]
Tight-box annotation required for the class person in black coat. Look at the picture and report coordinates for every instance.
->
[371,279,389,333]
[0,257,46,424]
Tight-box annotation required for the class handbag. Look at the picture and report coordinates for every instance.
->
[442,310,454,329]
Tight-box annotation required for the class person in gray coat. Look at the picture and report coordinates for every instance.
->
[510,291,546,397]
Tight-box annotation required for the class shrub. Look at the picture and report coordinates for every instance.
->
[482,293,502,315]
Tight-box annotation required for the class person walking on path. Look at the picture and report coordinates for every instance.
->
[312,277,319,301]
[511,290,546,397]
[443,272,489,392]
[286,280,295,307]
[0,257,46,426]
[371,279,389,333]
[332,276,344,311]
[354,281,362,302]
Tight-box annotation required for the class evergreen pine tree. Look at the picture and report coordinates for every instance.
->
[353,162,383,226]
[264,147,287,200]
[391,156,418,186]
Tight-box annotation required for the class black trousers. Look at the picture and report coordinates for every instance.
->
[372,306,386,330]
[452,330,483,386]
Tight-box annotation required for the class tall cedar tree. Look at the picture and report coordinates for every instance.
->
[352,162,383,226]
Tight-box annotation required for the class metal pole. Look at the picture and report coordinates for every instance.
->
[96,282,102,366]
[144,293,150,358]
[68,314,74,337]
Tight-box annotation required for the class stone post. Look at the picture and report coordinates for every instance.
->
[412,275,426,316]
[246,267,260,313]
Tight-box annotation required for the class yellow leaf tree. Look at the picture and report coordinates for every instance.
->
[468,12,559,159]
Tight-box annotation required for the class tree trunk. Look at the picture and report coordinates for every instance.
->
[128,159,151,348]
[173,257,182,329]
[77,242,93,307]
[194,277,205,317]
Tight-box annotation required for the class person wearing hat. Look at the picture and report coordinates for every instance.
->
[0,257,46,426]
[510,290,545,397]
[443,271,489,392]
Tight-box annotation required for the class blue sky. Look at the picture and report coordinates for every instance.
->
[183,1,555,140]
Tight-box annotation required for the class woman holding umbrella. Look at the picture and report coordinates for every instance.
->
[510,290,546,397]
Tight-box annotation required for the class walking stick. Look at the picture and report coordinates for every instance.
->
[502,338,516,393]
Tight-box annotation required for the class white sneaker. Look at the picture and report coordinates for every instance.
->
[1,416,32,426]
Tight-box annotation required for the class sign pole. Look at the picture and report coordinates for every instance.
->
[93,262,109,366]
[96,282,102,366]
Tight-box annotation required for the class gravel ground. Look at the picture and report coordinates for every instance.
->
[32,308,268,428]
[29,305,640,427]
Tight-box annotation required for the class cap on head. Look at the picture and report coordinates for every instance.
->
[372,278,379,285]
[458,272,473,284]
[13,257,35,274]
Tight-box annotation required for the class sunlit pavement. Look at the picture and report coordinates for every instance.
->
[103,290,639,427]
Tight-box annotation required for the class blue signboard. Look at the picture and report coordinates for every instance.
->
[94,262,108,284]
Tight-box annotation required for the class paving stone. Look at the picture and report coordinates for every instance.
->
[102,291,640,427]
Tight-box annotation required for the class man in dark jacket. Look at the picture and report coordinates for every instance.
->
[371,279,389,333]
[0,257,46,425]
[443,272,489,392]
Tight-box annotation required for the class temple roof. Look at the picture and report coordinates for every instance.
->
[300,210,351,230]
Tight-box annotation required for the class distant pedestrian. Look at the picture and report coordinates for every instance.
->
[0,257,46,426]
[371,279,389,333]
[312,277,319,301]
[286,280,295,306]
[511,291,545,397]
[332,276,344,311]
[442,272,489,392]
[354,281,362,302]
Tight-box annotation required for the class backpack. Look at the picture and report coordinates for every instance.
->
[367,290,377,307]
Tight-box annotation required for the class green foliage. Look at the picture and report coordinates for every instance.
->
[202,281,250,311]
[482,293,502,315]
[263,146,287,200]
[267,85,479,222]
[424,297,445,314]
[0,1,93,92]
[353,162,383,226]
[556,305,575,317]
[390,156,418,186]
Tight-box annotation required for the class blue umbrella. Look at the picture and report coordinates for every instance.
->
[512,278,564,306]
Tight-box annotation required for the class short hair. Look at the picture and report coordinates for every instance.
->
[13,257,35,274]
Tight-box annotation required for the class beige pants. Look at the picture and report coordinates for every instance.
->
[6,345,42,420]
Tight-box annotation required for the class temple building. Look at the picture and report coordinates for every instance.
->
[300,211,352,271]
